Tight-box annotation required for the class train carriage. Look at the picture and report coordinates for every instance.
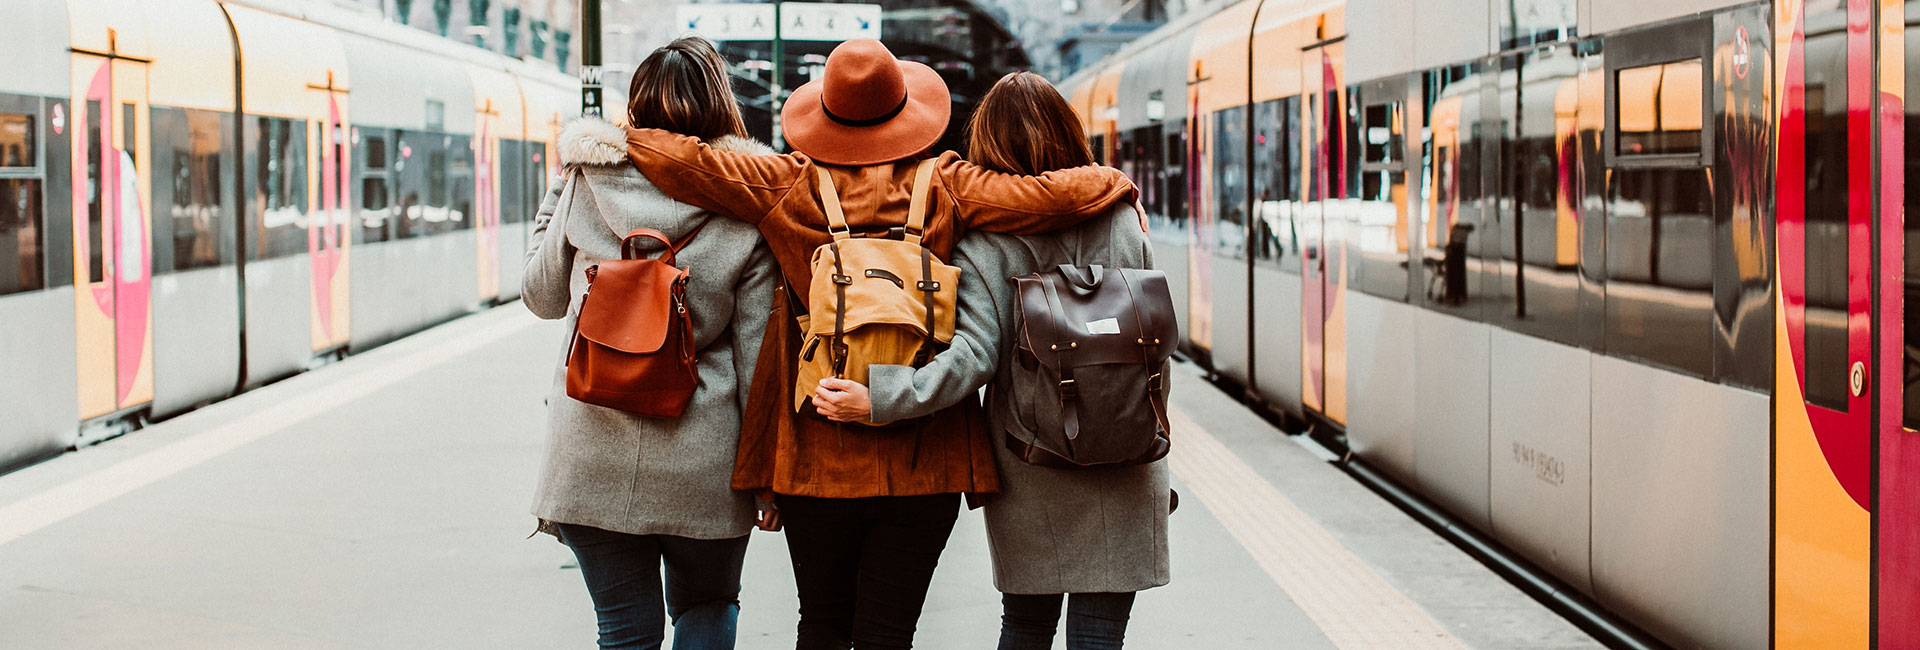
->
[1063,0,1920,646]
[0,0,573,466]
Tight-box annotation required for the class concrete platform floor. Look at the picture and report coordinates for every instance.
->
[0,306,1601,649]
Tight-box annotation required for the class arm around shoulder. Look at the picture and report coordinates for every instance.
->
[623,129,806,226]
[940,152,1139,236]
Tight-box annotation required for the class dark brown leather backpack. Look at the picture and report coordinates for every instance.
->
[565,223,707,417]
[1008,264,1178,468]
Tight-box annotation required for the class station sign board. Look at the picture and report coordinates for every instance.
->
[675,3,883,42]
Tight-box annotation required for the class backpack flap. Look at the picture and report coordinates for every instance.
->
[1014,266,1178,371]
[577,259,686,354]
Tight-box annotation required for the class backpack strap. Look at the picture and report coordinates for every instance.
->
[903,159,936,246]
[816,166,852,242]
[815,166,854,373]
[1038,277,1082,453]
[1119,270,1172,436]
[908,158,939,365]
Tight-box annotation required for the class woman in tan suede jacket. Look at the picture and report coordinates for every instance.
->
[620,39,1139,650]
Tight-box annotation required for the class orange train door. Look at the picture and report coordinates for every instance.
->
[1773,0,1874,645]
[310,71,351,353]
[69,30,154,422]
[1300,39,1347,425]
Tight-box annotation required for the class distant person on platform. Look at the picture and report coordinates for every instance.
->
[810,71,1172,650]
[617,39,1140,650]
[523,37,777,650]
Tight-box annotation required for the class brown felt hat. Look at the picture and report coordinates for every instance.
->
[782,39,951,166]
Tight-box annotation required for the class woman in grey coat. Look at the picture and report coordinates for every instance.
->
[522,38,777,650]
[809,72,1171,650]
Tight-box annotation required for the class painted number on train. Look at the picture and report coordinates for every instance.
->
[1511,442,1565,486]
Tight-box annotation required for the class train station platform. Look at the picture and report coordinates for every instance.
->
[0,306,1602,650]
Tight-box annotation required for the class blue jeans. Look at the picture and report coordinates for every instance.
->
[556,523,750,650]
[998,592,1137,650]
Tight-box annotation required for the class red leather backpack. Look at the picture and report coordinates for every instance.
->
[565,223,707,417]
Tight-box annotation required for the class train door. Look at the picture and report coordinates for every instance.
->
[1300,39,1347,424]
[310,72,351,353]
[1774,0,1874,645]
[474,98,501,304]
[1880,0,1920,644]
[69,35,154,422]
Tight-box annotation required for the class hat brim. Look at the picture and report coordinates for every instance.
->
[782,61,951,166]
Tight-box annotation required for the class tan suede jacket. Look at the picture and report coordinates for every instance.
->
[623,128,1139,499]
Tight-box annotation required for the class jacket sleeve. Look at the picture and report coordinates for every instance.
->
[624,128,807,225]
[866,236,1010,423]
[938,152,1140,235]
[730,242,778,414]
[521,169,579,320]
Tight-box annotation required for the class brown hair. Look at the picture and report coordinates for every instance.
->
[965,72,1095,175]
[626,37,747,141]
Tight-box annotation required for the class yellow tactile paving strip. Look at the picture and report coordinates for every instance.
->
[1166,405,1466,650]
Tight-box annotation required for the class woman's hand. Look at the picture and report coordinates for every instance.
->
[810,377,872,422]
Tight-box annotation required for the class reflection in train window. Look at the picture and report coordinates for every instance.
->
[0,179,43,296]
[1351,95,1408,301]
[151,108,233,273]
[1604,168,1714,378]
[1209,106,1249,259]
[359,134,392,243]
[1164,125,1187,232]
[1804,14,1850,410]
[1615,59,1703,156]
[499,139,526,224]
[86,100,103,283]
[0,113,35,168]
[1491,45,1587,344]
[1905,0,1920,427]
[1254,98,1298,269]
[1419,64,1488,315]
[252,117,309,260]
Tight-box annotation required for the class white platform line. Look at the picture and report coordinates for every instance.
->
[1165,406,1464,650]
[0,313,536,548]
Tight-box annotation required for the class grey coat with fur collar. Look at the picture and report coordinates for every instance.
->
[525,118,777,539]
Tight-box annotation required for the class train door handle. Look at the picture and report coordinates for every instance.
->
[1850,361,1866,397]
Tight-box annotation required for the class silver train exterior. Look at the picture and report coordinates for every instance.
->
[0,0,575,469]
[1060,0,1920,647]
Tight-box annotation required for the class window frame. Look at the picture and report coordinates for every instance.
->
[1602,17,1713,169]
[0,93,48,297]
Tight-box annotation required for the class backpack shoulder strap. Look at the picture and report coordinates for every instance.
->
[665,218,711,258]
[815,166,851,242]
[903,159,937,247]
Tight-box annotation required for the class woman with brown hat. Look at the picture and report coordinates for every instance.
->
[811,71,1170,650]
[523,37,776,650]
[618,39,1139,650]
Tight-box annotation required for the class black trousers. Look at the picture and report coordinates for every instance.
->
[779,493,962,650]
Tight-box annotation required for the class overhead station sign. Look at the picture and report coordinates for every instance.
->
[675,3,883,42]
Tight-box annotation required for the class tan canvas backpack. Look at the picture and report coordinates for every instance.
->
[792,159,960,426]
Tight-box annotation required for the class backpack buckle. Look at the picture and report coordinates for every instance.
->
[1058,379,1078,400]
[1147,373,1164,392]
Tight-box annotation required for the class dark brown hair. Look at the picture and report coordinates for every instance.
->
[965,72,1095,175]
[627,37,747,141]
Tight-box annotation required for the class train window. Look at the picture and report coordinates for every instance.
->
[1614,59,1702,156]
[85,100,104,283]
[252,117,309,259]
[1352,86,1410,300]
[1708,8,1774,392]
[0,113,34,167]
[1604,167,1715,378]
[1487,45,1587,344]
[0,179,43,296]
[1418,63,1490,316]
[499,139,527,224]
[359,134,392,243]
[1163,125,1187,231]
[151,108,233,273]
[452,141,474,232]
[1209,106,1249,259]
[1803,11,1850,410]
[1905,0,1920,427]
[1254,98,1297,269]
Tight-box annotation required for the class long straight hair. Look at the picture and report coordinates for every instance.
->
[965,72,1095,175]
[626,37,748,141]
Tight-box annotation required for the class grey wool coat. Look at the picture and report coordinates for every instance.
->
[524,117,778,540]
[867,204,1172,594]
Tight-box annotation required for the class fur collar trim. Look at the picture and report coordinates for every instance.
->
[559,116,773,166]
